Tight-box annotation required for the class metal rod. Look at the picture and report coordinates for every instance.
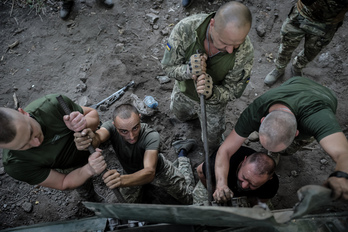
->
[200,94,213,203]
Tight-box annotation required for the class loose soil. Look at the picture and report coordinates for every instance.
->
[1,0,348,230]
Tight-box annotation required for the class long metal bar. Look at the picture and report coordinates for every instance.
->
[56,95,127,203]
[200,94,213,203]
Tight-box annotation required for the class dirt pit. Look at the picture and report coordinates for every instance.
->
[1,0,348,229]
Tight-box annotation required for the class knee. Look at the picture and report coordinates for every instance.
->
[196,163,205,182]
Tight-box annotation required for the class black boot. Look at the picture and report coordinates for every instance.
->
[99,0,114,8]
[60,0,74,20]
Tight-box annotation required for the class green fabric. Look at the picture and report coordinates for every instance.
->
[235,76,340,142]
[161,13,253,104]
[2,94,89,185]
[102,121,164,174]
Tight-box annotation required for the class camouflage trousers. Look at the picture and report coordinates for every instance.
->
[170,81,226,151]
[275,6,341,70]
[120,154,195,204]
[269,137,316,165]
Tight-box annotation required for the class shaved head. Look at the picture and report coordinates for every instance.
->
[214,1,252,32]
[0,108,18,144]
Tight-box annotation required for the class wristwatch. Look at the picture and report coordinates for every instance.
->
[329,171,348,179]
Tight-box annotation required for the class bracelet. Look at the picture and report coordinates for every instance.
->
[329,171,348,179]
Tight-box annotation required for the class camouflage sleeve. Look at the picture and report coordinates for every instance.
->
[161,17,200,81]
[207,36,254,105]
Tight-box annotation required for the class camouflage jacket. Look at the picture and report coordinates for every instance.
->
[297,0,348,24]
[161,13,254,104]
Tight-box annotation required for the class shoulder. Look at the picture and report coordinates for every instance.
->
[172,14,209,35]
[141,123,159,138]
[236,36,254,57]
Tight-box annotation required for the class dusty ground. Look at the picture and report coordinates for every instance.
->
[0,0,348,230]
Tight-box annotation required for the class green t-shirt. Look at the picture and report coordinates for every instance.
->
[102,121,164,174]
[235,76,341,142]
[2,94,89,185]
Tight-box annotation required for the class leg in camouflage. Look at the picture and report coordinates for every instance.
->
[171,81,226,151]
[192,180,209,205]
[119,185,143,203]
[276,6,339,72]
[152,153,194,204]
[268,136,315,165]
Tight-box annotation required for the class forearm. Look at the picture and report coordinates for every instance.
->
[119,169,156,187]
[334,153,348,173]
[61,164,94,190]
[214,152,231,188]
[84,110,99,131]
[162,63,191,81]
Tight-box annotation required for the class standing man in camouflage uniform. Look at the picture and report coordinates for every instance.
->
[265,0,348,86]
[161,1,254,151]
[75,104,196,204]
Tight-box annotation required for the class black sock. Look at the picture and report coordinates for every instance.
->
[178,149,187,157]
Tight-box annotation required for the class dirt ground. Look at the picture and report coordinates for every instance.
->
[0,0,348,230]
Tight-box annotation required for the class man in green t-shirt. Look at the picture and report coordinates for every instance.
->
[75,104,196,204]
[212,76,348,203]
[161,1,254,151]
[0,94,104,200]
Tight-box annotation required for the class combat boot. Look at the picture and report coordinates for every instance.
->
[182,0,193,8]
[291,65,303,77]
[99,0,114,8]
[60,0,74,20]
[172,139,197,154]
[264,68,285,86]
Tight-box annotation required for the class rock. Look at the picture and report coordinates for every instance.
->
[156,75,171,84]
[76,83,87,93]
[256,22,266,37]
[320,159,328,165]
[22,202,33,213]
[291,170,299,177]
[0,167,5,175]
[248,131,259,142]
[77,96,90,107]
[146,13,159,25]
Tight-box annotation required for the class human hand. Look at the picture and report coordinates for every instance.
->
[63,111,87,132]
[213,185,234,203]
[87,148,106,176]
[323,176,348,201]
[74,128,94,150]
[103,169,122,189]
[193,73,213,99]
[188,53,208,76]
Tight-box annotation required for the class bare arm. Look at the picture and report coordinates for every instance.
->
[320,132,348,200]
[38,149,106,190]
[213,129,247,202]
[74,127,111,151]
[81,106,99,131]
[103,150,158,189]
[63,106,99,132]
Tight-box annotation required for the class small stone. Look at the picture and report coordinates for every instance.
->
[156,75,171,84]
[21,202,33,213]
[320,159,328,165]
[248,131,259,142]
[291,170,298,177]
